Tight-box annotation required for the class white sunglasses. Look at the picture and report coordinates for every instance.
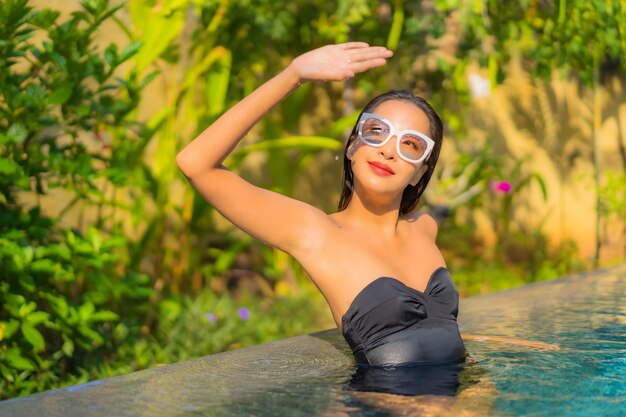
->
[357,112,435,164]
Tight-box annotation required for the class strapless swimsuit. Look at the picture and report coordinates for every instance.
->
[341,266,466,367]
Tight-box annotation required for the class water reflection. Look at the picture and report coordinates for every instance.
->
[334,356,497,417]
[345,359,465,397]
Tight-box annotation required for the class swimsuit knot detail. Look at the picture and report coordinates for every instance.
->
[341,267,466,366]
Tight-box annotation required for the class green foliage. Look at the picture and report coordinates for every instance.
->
[431,0,626,85]
[426,145,501,211]
[599,171,626,220]
[0,1,359,399]
[433,148,586,294]
[0,206,153,398]
[62,279,332,381]
[488,157,548,243]
[0,0,153,398]
[0,0,146,203]
[152,282,330,361]
[447,229,587,297]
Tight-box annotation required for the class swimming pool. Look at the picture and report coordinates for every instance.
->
[458,265,625,417]
[1,265,624,416]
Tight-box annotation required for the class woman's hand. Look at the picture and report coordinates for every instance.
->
[288,42,393,83]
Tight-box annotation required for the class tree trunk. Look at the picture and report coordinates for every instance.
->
[592,64,602,268]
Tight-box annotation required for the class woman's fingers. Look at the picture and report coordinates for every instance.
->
[290,43,392,82]
[347,46,393,62]
[343,46,392,75]
[339,41,370,50]
[349,58,389,74]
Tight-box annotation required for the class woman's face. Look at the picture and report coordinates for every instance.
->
[348,99,431,199]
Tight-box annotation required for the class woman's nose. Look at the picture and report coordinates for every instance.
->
[379,135,397,159]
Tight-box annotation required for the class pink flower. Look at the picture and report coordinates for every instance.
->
[490,180,512,194]
[238,307,251,321]
[205,312,217,324]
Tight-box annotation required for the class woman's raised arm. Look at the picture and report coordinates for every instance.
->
[176,43,393,256]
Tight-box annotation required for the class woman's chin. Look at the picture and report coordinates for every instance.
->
[353,178,405,201]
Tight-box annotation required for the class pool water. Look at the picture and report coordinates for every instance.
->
[458,265,625,417]
[0,266,624,416]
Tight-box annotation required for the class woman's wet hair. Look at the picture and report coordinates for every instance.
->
[337,89,444,215]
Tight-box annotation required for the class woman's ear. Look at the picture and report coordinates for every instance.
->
[346,138,359,160]
[410,164,428,186]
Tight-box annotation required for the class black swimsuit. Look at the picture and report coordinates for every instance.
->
[341,267,466,367]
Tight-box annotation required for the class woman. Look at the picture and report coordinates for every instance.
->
[176,43,558,370]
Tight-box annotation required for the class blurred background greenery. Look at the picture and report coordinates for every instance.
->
[1,0,625,399]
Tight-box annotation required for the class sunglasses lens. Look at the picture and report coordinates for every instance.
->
[359,115,431,163]
[360,118,390,145]
[398,134,428,161]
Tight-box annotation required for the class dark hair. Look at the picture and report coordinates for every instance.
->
[337,89,444,216]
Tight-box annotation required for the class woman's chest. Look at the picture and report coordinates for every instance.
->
[295,228,446,326]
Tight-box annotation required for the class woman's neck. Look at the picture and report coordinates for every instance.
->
[336,191,403,238]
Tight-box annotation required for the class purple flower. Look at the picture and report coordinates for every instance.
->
[238,307,251,321]
[205,312,217,324]
[490,180,512,194]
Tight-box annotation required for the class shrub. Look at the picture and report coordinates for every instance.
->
[0,0,152,398]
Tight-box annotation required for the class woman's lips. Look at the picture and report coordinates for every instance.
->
[368,161,395,176]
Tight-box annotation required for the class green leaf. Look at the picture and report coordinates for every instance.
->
[318,113,359,139]
[87,227,101,253]
[0,158,25,177]
[34,243,71,261]
[104,43,118,66]
[3,293,25,317]
[6,123,28,143]
[78,301,95,321]
[3,348,35,371]
[17,274,36,292]
[77,325,103,345]
[49,51,67,70]
[47,81,74,105]
[205,48,232,117]
[25,311,50,325]
[386,2,404,51]
[43,293,69,319]
[66,229,77,247]
[1,320,20,339]
[30,258,58,275]
[21,322,45,351]
[133,7,185,74]
[140,69,160,88]
[31,8,60,28]
[61,335,74,357]
[531,173,548,201]
[89,310,119,322]
[118,40,142,63]
[18,301,37,318]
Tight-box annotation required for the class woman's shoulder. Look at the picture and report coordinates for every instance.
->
[401,211,438,240]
